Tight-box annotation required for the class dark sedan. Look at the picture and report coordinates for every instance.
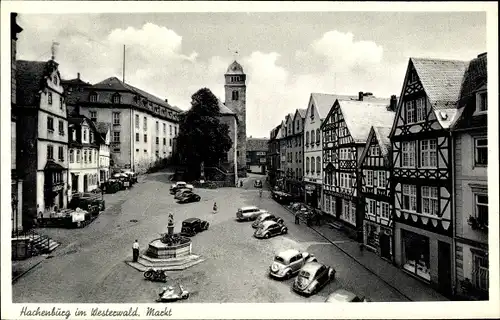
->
[254,180,263,188]
[178,193,201,203]
[181,218,209,237]
[292,262,336,296]
[253,221,287,239]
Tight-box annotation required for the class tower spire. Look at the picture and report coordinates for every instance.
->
[51,41,60,61]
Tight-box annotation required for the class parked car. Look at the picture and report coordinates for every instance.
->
[236,206,268,221]
[113,173,131,189]
[292,262,336,296]
[254,179,263,188]
[170,182,194,194]
[325,289,370,302]
[103,178,122,193]
[178,193,201,204]
[252,213,284,228]
[269,249,317,279]
[180,218,209,237]
[174,188,193,200]
[121,170,138,184]
[69,192,105,211]
[254,220,287,239]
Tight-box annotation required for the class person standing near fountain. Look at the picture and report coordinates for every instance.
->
[213,202,217,214]
[132,240,140,262]
[168,213,175,235]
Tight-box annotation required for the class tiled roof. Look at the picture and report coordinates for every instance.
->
[372,126,392,158]
[16,60,49,106]
[311,93,357,119]
[95,122,111,135]
[61,78,91,85]
[226,60,244,75]
[217,99,236,115]
[93,77,182,113]
[411,57,469,110]
[247,138,269,152]
[297,108,307,118]
[338,100,394,143]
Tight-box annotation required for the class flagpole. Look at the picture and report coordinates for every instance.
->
[122,45,126,83]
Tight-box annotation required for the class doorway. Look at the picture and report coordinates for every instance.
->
[438,241,452,296]
[83,175,88,192]
[379,232,392,261]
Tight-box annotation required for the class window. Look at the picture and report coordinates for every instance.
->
[477,92,487,112]
[112,112,120,125]
[305,131,309,146]
[53,76,58,85]
[90,93,97,102]
[420,139,437,167]
[156,137,159,145]
[366,170,374,187]
[83,129,87,142]
[47,117,54,131]
[163,123,166,134]
[367,199,376,215]
[48,92,53,105]
[232,90,239,101]
[69,150,74,163]
[422,186,438,216]
[175,127,177,135]
[163,137,166,145]
[416,97,426,122]
[306,157,310,173]
[474,138,487,166]
[90,111,97,122]
[113,131,120,143]
[311,130,315,146]
[406,100,415,123]
[169,139,172,146]
[475,194,488,226]
[135,133,139,142]
[169,125,172,135]
[144,117,147,130]
[473,253,489,291]
[402,141,416,167]
[58,120,64,135]
[76,150,81,163]
[371,145,380,156]
[83,150,87,163]
[60,97,63,110]
[381,202,390,219]
[378,171,387,188]
[316,157,321,174]
[402,184,417,212]
[311,158,315,173]
[112,94,121,104]
[156,121,159,132]
[89,149,92,163]
[144,134,148,143]
[135,115,140,129]
[47,145,54,160]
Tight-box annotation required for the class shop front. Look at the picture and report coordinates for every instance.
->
[364,220,393,261]
[43,161,67,213]
[305,183,321,209]
[400,229,431,282]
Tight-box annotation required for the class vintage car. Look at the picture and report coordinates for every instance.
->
[113,173,131,189]
[236,206,268,221]
[271,191,292,204]
[325,289,370,302]
[253,220,287,239]
[178,193,201,204]
[180,218,209,236]
[292,261,336,296]
[69,192,105,212]
[269,249,317,279]
[251,213,284,228]
[170,182,194,194]
[174,188,193,200]
[254,179,263,188]
[156,284,189,302]
[121,170,138,184]
[103,178,122,193]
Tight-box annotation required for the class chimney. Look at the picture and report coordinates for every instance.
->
[390,95,397,111]
[358,91,363,101]
[77,72,80,80]
[165,99,168,103]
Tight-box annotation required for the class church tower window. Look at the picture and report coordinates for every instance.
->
[232,90,239,101]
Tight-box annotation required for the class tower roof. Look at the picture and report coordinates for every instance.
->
[226,60,245,75]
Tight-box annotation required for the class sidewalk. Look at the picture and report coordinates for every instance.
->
[12,254,49,283]
[282,205,448,301]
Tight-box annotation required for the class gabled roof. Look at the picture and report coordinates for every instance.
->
[93,77,182,113]
[296,108,307,118]
[217,99,236,115]
[310,93,357,119]
[411,57,469,110]
[247,138,269,152]
[372,126,392,158]
[61,78,91,86]
[16,60,58,106]
[336,100,394,143]
[95,122,111,135]
[68,115,105,144]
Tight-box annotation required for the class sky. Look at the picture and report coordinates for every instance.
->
[16,11,486,138]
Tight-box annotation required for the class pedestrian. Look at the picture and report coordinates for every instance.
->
[132,240,139,262]
[213,202,218,214]
[295,212,300,225]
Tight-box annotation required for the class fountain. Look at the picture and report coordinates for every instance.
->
[126,213,205,271]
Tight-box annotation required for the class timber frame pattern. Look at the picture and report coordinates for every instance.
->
[390,61,453,236]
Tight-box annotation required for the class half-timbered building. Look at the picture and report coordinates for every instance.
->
[452,53,488,300]
[284,110,306,198]
[322,94,395,239]
[358,126,394,261]
[390,57,469,295]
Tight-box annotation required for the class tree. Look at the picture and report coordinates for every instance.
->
[176,88,233,180]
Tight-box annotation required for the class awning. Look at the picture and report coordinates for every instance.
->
[44,160,66,171]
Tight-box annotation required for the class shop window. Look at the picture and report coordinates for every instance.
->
[402,230,430,281]
[366,224,378,249]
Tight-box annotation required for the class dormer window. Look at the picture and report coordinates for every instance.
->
[90,92,98,102]
[477,91,487,113]
[112,94,121,104]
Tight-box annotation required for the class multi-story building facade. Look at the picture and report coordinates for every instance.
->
[281,115,293,191]
[246,138,268,174]
[358,126,394,261]
[16,58,69,225]
[11,13,23,232]
[267,124,282,188]
[63,76,180,173]
[224,61,247,175]
[390,57,469,296]
[95,122,111,184]
[322,94,394,239]
[303,93,356,209]
[284,109,306,198]
[68,116,102,196]
[452,53,488,300]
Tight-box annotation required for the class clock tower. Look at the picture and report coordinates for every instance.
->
[224,61,247,173]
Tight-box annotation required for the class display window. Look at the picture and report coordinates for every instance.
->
[402,230,430,281]
[366,223,378,249]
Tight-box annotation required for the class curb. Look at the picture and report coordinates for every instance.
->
[12,257,47,284]
[281,204,413,301]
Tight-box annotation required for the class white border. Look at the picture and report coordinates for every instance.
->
[1,2,498,319]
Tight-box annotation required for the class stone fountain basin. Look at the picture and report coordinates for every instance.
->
[147,238,192,259]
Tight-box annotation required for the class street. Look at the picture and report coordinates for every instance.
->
[13,172,407,303]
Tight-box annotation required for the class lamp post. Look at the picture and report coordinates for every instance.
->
[12,196,18,236]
